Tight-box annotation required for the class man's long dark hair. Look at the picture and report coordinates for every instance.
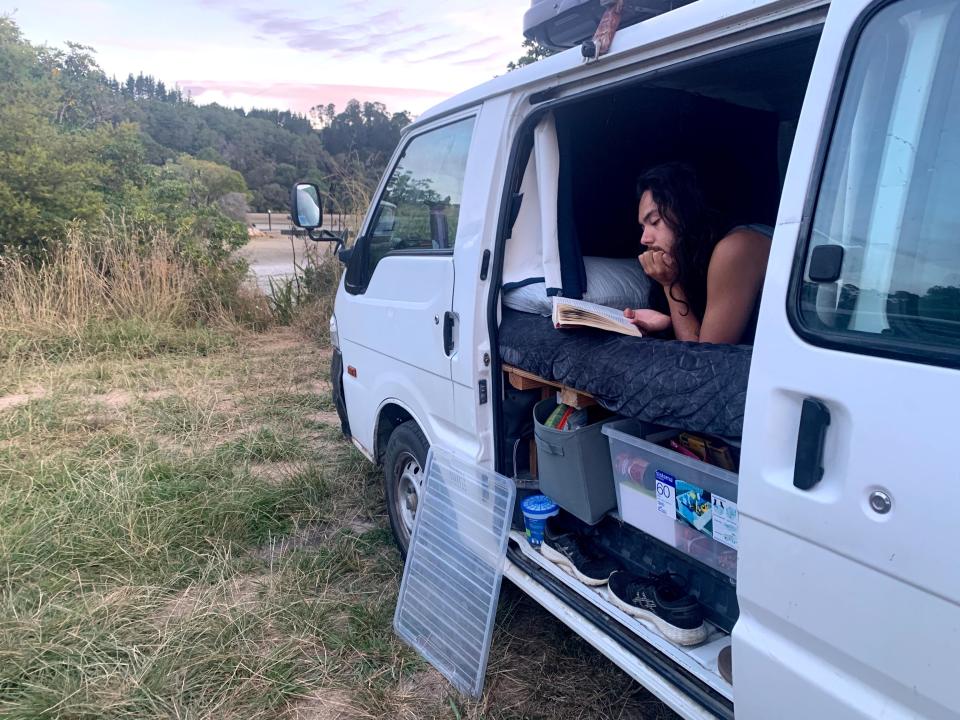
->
[636,162,720,321]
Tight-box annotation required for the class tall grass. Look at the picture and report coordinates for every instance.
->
[0,224,265,362]
[283,161,367,339]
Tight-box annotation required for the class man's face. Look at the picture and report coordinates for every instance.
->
[638,190,677,254]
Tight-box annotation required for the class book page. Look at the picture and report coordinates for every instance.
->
[552,296,641,336]
[553,297,631,325]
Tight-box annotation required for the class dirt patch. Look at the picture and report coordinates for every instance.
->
[0,388,45,412]
[345,518,376,535]
[247,328,304,355]
[249,461,305,486]
[143,389,171,400]
[90,389,133,408]
[252,526,327,563]
[79,413,115,431]
[155,573,267,626]
[395,668,451,715]
[286,688,368,720]
[307,411,341,427]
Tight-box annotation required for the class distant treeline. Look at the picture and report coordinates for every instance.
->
[114,74,412,211]
[0,16,411,258]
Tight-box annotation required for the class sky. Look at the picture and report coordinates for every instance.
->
[4,0,530,116]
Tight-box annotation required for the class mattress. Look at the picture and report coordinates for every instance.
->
[498,309,751,438]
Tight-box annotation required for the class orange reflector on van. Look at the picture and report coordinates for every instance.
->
[347,366,357,377]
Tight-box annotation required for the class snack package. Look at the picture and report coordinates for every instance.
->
[679,432,709,461]
[706,440,736,472]
[544,403,568,429]
[669,439,702,460]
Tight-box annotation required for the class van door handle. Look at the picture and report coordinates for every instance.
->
[793,398,831,490]
[442,311,456,356]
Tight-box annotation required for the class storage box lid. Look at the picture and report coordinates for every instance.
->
[393,448,516,698]
[523,0,697,51]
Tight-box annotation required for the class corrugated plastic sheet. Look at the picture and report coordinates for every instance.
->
[394,448,516,697]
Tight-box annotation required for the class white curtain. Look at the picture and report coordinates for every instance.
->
[502,112,562,293]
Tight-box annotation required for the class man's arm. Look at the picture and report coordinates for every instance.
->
[664,283,701,342]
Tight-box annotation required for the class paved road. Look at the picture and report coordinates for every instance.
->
[242,211,354,290]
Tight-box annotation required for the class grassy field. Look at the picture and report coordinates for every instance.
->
[0,236,675,719]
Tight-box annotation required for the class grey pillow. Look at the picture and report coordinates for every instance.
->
[504,256,652,316]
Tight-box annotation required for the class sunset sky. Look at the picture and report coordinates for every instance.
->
[5,0,530,116]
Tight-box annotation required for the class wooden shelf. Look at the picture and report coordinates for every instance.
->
[503,364,596,409]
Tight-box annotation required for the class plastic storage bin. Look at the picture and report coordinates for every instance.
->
[603,419,740,579]
[533,398,616,524]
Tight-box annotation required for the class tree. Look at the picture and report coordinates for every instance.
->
[507,38,557,71]
[0,16,421,243]
[160,155,247,208]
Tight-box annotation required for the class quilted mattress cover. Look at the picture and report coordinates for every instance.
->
[498,309,752,438]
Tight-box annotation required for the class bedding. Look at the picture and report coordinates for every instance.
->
[504,256,653,316]
[498,309,751,438]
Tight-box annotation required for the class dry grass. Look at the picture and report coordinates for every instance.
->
[0,325,675,719]
[1,229,201,328]
[295,245,344,345]
[0,223,263,367]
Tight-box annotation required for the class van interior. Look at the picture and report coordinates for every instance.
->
[495,27,822,701]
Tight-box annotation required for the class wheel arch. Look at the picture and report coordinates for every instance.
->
[374,400,424,464]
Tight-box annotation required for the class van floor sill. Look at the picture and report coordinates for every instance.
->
[509,531,733,702]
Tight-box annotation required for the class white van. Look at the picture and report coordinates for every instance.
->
[292,1,960,717]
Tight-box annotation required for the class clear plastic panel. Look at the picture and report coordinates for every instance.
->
[394,448,516,698]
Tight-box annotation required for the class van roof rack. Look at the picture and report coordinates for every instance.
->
[523,0,697,51]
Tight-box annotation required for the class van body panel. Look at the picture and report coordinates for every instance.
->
[737,1,960,717]
[736,519,959,719]
[336,254,456,455]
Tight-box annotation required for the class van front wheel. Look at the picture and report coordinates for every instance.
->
[383,422,429,556]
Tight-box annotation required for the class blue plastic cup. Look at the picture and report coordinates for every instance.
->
[521,494,559,546]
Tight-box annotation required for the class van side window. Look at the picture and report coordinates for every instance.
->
[798,0,960,362]
[364,116,476,278]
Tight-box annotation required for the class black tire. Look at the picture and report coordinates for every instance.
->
[383,421,429,557]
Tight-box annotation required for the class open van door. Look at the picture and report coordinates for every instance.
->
[737,1,960,718]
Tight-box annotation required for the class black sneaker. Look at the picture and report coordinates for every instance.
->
[605,571,707,646]
[540,533,621,586]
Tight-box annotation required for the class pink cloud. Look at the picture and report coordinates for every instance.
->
[179,80,452,115]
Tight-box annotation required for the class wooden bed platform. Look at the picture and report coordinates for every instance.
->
[503,364,596,409]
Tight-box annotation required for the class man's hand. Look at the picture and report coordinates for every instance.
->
[639,248,678,286]
[623,307,672,333]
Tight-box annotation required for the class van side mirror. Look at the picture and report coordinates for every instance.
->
[290,182,323,229]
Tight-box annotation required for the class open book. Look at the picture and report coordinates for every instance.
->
[551,297,642,337]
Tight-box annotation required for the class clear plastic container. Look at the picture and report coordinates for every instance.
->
[603,420,739,579]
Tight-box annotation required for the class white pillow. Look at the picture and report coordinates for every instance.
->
[504,256,652,316]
